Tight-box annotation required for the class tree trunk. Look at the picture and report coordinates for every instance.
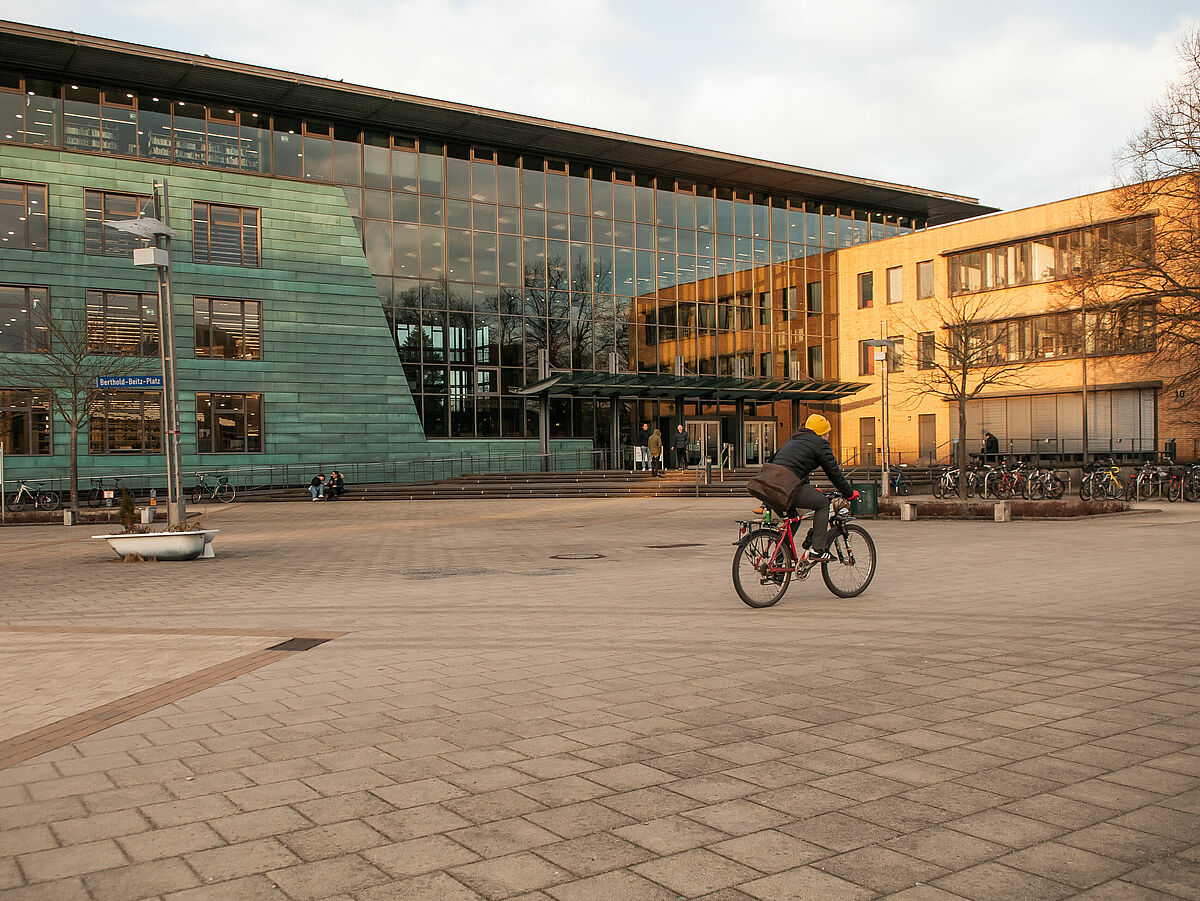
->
[69,420,80,515]
[957,399,968,501]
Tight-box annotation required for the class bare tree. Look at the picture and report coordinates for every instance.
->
[1059,28,1200,412]
[0,303,155,513]
[895,292,1030,498]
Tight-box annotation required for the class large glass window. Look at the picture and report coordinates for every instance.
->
[192,202,259,266]
[84,190,150,256]
[0,286,50,353]
[196,392,263,453]
[0,389,51,455]
[85,290,159,356]
[0,181,48,250]
[89,391,162,454]
[949,218,1155,295]
[194,298,262,360]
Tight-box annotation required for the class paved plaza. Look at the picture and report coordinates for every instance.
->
[1,497,1199,900]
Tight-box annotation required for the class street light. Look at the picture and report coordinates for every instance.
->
[106,180,184,527]
[865,338,895,498]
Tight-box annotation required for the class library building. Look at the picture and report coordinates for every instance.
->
[0,20,1189,486]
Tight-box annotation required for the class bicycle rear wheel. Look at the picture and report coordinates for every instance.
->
[87,487,102,508]
[37,491,60,511]
[1184,476,1199,503]
[191,485,205,505]
[1079,476,1093,501]
[733,528,792,609]
[216,483,235,503]
[821,524,876,599]
[932,475,946,499]
[1046,475,1065,500]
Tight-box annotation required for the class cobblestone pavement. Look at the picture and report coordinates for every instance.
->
[1,498,1198,900]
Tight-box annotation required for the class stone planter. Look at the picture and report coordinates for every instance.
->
[93,530,207,561]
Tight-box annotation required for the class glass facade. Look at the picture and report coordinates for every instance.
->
[0,68,926,441]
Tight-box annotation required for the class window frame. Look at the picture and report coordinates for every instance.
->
[858,339,875,376]
[857,271,873,309]
[85,289,160,357]
[0,388,52,455]
[0,180,48,251]
[191,201,261,266]
[916,260,934,299]
[195,391,264,453]
[88,390,163,455]
[84,189,151,256]
[193,297,263,360]
[0,285,51,353]
[917,331,936,369]
[886,266,903,304]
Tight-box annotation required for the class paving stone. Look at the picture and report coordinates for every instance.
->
[739,865,875,901]
[535,831,654,877]
[632,847,760,896]
[361,834,479,878]
[933,861,1078,900]
[17,839,127,882]
[451,851,571,898]
[118,822,225,862]
[544,869,680,901]
[266,855,391,899]
[353,871,483,900]
[82,858,200,900]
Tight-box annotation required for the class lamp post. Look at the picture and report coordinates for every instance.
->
[106,180,184,527]
[865,338,895,497]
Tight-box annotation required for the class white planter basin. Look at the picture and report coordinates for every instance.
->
[93,531,206,561]
[200,529,219,558]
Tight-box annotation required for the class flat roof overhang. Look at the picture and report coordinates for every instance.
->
[514,371,869,402]
[0,21,997,225]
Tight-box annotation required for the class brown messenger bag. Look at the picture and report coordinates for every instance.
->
[746,462,804,513]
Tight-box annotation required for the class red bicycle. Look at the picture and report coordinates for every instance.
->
[732,491,877,607]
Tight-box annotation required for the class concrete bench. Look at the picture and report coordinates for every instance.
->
[899,500,1011,521]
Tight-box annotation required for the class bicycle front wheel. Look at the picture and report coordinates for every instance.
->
[1079,476,1093,501]
[7,493,25,512]
[1184,477,1199,503]
[1168,480,1183,502]
[87,487,102,508]
[1046,475,1065,500]
[37,491,60,511]
[216,483,235,503]
[822,523,877,599]
[733,528,792,609]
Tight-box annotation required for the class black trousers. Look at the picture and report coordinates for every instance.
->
[792,484,830,551]
[674,448,687,469]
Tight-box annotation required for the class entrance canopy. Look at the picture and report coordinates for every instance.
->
[515,371,868,402]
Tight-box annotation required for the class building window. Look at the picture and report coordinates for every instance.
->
[196,392,263,453]
[192,202,260,266]
[757,291,770,326]
[807,345,823,379]
[858,340,875,376]
[0,389,51,455]
[194,298,262,360]
[948,217,1155,295]
[806,281,822,314]
[0,181,48,250]
[0,285,50,353]
[917,260,934,299]
[857,272,873,309]
[886,266,903,304]
[89,391,162,454]
[888,336,905,372]
[85,290,159,356]
[918,332,935,369]
[84,190,151,256]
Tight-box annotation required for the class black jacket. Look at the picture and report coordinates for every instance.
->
[637,427,650,448]
[770,428,854,497]
[672,429,689,449]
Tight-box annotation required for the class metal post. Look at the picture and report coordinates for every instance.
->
[153,181,185,527]
[1,444,5,523]
[1081,294,1090,467]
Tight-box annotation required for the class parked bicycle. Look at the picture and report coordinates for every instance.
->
[1080,458,1124,500]
[732,491,876,607]
[888,464,911,496]
[87,476,126,508]
[190,473,236,504]
[5,479,60,512]
[1022,464,1066,500]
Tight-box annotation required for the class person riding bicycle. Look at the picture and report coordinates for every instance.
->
[771,414,858,562]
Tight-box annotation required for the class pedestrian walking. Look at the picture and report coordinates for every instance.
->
[673,423,689,470]
[649,428,664,478]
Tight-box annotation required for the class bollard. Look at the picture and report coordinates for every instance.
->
[63,509,76,526]
[900,502,917,522]
[994,501,1012,522]
[140,506,155,525]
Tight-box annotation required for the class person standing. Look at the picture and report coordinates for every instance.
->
[673,423,689,470]
[648,428,664,478]
[636,422,651,472]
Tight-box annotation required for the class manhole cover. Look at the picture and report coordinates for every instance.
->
[267,637,331,652]
[549,553,606,560]
[646,543,704,549]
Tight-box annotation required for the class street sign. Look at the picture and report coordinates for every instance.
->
[97,376,163,389]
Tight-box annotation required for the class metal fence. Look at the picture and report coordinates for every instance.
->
[3,446,610,503]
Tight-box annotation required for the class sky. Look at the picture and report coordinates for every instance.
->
[3,0,1196,212]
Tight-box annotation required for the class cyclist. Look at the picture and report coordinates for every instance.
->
[771,413,858,562]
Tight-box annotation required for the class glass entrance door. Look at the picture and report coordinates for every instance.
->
[686,420,720,466]
[743,421,777,466]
